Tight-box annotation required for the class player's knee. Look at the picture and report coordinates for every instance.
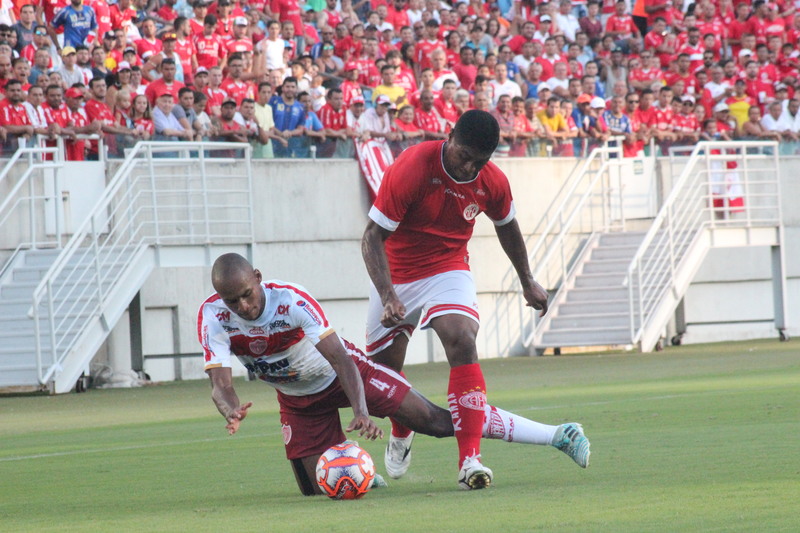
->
[440,332,478,361]
[425,406,455,438]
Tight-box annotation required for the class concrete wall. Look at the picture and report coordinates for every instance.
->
[42,155,800,381]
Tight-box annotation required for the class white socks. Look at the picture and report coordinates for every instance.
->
[482,404,559,446]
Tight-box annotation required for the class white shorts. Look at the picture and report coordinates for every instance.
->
[365,270,479,355]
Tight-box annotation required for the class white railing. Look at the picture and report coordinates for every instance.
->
[525,140,625,347]
[0,147,64,258]
[29,141,255,386]
[625,141,781,345]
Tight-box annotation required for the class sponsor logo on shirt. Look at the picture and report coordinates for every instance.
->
[222,325,240,333]
[463,203,479,221]
[269,319,290,329]
[277,304,290,315]
[296,300,322,325]
[216,310,231,322]
[249,326,266,335]
[444,187,465,199]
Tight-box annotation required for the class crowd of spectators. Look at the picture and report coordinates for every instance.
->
[1,0,800,160]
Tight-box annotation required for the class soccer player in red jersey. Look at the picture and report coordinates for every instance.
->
[361,110,590,489]
[202,253,590,495]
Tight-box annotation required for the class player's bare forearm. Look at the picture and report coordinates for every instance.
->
[316,333,383,439]
[495,218,535,286]
[495,218,550,315]
[361,221,397,304]
[208,367,240,419]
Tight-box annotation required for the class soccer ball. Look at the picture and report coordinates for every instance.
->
[315,442,376,500]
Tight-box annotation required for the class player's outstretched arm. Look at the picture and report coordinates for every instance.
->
[315,333,384,441]
[208,366,253,435]
[362,221,406,327]
[495,218,549,316]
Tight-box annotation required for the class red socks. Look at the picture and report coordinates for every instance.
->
[390,372,413,439]
[447,363,487,469]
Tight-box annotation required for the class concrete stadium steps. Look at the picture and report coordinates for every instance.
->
[0,247,142,391]
[536,231,647,349]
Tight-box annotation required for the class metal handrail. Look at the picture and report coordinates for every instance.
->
[490,137,625,350]
[0,147,64,255]
[625,141,781,345]
[30,141,255,387]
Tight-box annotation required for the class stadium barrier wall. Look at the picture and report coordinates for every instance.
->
[87,156,800,381]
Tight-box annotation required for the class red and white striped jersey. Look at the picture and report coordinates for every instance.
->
[199,280,337,396]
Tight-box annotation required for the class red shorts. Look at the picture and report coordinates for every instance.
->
[277,342,411,460]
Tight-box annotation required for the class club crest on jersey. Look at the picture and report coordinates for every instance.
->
[282,423,292,445]
[296,300,322,325]
[249,338,267,354]
[458,390,486,411]
[463,203,479,221]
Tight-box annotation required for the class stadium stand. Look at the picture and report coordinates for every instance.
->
[1,0,800,161]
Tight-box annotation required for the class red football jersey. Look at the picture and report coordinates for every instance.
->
[317,103,347,131]
[413,107,442,133]
[369,140,515,284]
[0,100,31,126]
[219,78,254,106]
[195,33,227,69]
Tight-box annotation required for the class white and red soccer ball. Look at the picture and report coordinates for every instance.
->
[315,442,375,500]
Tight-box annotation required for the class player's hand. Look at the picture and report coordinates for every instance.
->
[380,297,406,327]
[524,279,549,317]
[345,415,384,441]
[225,401,253,435]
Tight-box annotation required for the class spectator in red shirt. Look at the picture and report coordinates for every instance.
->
[433,78,459,129]
[153,0,179,26]
[85,77,133,157]
[269,0,304,49]
[220,53,255,106]
[317,86,354,158]
[145,58,186,107]
[136,18,163,61]
[195,14,228,70]
[605,0,640,50]
[0,80,31,151]
[452,46,477,91]
[413,88,447,139]
[416,19,444,70]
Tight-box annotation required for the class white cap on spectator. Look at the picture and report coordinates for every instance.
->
[195,67,209,75]
[738,49,752,57]
[234,16,248,25]
[590,96,605,108]
[376,95,392,106]
[540,15,552,22]
[681,95,695,103]
[713,102,729,113]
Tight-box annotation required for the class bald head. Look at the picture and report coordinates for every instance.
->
[212,253,264,321]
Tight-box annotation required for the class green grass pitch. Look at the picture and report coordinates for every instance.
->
[1,339,798,532]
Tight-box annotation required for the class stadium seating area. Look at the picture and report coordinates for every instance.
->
[1,0,799,160]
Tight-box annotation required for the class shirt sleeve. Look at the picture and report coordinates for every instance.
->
[283,283,333,345]
[369,145,426,231]
[199,302,233,370]
[484,165,516,226]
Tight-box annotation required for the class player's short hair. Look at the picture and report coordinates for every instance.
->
[452,110,499,154]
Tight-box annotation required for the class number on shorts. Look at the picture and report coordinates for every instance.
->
[369,378,390,392]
